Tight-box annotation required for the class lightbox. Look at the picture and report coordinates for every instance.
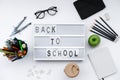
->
[33,24,85,60]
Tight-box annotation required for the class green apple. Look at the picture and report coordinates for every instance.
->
[88,34,100,47]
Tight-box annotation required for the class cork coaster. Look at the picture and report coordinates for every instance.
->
[64,63,79,78]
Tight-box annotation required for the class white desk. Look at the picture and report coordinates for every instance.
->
[0,0,120,80]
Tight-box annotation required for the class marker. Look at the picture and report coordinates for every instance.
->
[18,40,23,52]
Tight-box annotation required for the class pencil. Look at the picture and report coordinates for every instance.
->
[95,19,116,37]
[90,29,114,41]
[92,26,115,40]
[94,24,116,39]
[99,17,118,36]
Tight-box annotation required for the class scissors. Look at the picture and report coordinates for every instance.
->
[10,17,32,37]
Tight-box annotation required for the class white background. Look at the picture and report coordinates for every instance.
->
[0,0,120,80]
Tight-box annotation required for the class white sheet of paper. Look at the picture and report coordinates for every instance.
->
[88,47,117,79]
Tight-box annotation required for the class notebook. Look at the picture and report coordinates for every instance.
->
[88,47,117,79]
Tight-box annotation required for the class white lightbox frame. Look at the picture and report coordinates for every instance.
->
[33,24,86,60]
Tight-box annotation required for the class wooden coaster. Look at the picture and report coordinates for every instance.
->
[64,63,79,78]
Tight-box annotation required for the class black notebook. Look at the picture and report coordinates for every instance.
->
[74,0,106,19]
